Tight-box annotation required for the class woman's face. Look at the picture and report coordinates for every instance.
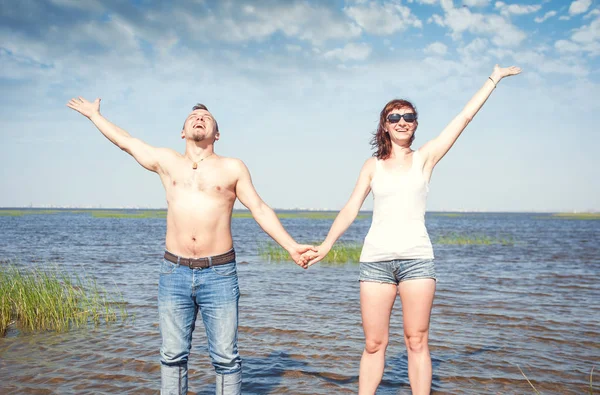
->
[385,107,418,144]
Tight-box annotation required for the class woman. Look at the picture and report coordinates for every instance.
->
[305,65,521,394]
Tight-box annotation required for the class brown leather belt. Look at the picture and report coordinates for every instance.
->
[164,249,236,269]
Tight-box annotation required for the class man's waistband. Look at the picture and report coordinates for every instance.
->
[164,249,235,269]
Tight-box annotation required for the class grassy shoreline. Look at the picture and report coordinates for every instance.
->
[436,233,515,246]
[259,242,363,264]
[0,263,127,336]
[0,209,369,220]
[2,208,599,220]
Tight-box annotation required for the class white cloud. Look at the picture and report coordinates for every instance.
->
[323,42,372,61]
[344,1,422,35]
[495,2,542,17]
[555,39,583,53]
[0,14,146,82]
[434,3,527,46]
[424,41,448,55]
[48,0,104,11]
[286,45,303,52]
[555,15,600,55]
[463,0,490,7]
[455,38,493,69]
[585,9,600,19]
[503,48,590,76]
[418,0,439,4]
[569,0,592,16]
[487,47,514,59]
[571,16,600,43]
[428,14,446,25]
[459,37,489,55]
[535,11,557,23]
[559,16,571,20]
[176,2,361,45]
[77,16,141,54]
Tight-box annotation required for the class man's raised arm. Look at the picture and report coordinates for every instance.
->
[67,97,162,173]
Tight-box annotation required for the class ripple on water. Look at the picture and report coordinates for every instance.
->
[0,213,598,394]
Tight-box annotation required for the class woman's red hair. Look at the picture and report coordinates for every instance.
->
[370,99,418,160]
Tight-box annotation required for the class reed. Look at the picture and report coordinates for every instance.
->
[0,209,371,220]
[233,211,370,220]
[518,365,595,394]
[232,212,254,219]
[89,210,166,218]
[258,242,363,264]
[0,264,126,336]
[436,233,514,246]
[431,213,464,218]
[0,209,59,217]
[552,213,600,220]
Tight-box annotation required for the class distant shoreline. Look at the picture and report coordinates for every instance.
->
[0,207,598,214]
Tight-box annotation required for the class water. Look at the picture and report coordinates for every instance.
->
[0,211,598,394]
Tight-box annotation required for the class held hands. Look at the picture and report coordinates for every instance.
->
[301,243,331,268]
[490,64,522,85]
[67,96,101,119]
[288,244,318,269]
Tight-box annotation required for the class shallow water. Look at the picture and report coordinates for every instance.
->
[0,211,598,394]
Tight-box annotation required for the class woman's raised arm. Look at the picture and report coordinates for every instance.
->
[420,65,521,169]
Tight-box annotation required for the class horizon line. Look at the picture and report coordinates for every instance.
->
[1,207,598,214]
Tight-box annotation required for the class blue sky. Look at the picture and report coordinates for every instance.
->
[1,0,599,212]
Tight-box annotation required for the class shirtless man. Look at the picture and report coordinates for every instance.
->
[67,97,314,395]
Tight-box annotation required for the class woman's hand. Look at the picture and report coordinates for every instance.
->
[288,244,317,269]
[305,243,332,267]
[490,64,522,84]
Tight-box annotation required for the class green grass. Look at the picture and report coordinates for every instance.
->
[0,209,60,217]
[234,211,370,220]
[0,209,371,220]
[258,242,363,264]
[436,233,514,246]
[89,210,361,220]
[552,213,600,220]
[89,210,166,218]
[0,263,127,336]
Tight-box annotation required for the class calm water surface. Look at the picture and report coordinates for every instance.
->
[0,211,598,394]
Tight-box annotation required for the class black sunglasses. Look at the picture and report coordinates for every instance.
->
[387,113,417,123]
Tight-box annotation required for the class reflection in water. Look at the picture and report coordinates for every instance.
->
[0,212,598,394]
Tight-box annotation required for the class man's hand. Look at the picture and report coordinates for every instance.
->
[288,244,317,269]
[67,97,101,119]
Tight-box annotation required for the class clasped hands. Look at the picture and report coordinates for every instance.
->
[289,243,331,269]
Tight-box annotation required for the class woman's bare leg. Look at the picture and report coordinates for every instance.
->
[358,281,398,395]
[398,279,436,395]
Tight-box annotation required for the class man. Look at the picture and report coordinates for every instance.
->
[67,97,314,395]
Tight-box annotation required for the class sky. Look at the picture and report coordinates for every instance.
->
[1,0,599,212]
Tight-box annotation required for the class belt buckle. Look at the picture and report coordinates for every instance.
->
[189,258,206,269]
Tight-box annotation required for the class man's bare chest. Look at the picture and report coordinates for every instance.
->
[166,169,236,199]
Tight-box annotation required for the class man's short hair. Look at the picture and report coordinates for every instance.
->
[190,103,219,132]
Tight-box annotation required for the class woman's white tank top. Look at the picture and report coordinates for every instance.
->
[359,150,434,262]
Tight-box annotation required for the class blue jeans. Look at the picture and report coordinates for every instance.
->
[158,256,242,395]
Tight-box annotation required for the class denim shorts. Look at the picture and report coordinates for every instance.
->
[359,259,437,284]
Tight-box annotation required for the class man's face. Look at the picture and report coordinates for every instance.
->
[181,109,219,142]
